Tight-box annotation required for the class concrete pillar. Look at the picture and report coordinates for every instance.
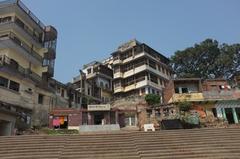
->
[232,108,239,124]
[222,108,227,120]
[88,112,92,125]
[145,87,149,94]
[157,78,160,85]
[115,111,119,124]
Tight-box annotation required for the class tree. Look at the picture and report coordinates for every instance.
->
[171,39,240,80]
[178,101,191,112]
[145,94,160,106]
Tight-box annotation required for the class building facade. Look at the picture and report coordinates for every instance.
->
[0,0,57,135]
[111,40,172,100]
[164,78,240,125]
[49,40,173,131]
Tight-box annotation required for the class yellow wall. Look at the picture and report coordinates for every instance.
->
[172,93,204,102]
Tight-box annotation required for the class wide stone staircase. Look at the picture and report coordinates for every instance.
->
[0,128,240,159]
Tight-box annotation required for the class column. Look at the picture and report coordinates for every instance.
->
[222,108,227,120]
[88,112,92,125]
[115,111,119,124]
[232,108,239,124]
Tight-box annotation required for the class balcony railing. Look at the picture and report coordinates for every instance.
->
[0,55,42,82]
[0,32,42,62]
[173,93,204,102]
[0,20,43,45]
[0,55,25,75]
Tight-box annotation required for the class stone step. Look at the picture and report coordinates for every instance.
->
[140,149,240,157]
[61,155,140,159]
[135,137,240,145]
[1,154,60,159]
[63,150,138,155]
[0,143,64,148]
[60,153,140,158]
[0,147,64,153]
[141,153,240,159]
[0,151,62,158]
[63,144,136,150]
[136,142,240,151]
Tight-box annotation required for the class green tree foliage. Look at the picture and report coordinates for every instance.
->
[178,101,191,112]
[171,39,240,79]
[145,94,160,106]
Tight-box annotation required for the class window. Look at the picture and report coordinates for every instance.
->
[182,87,188,93]
[9,80,20,92]
[105,83,109,89]
[61,89,65,97]
[149,60,156,69]
[57,87,60,93]
[77,97,81,104]
[87,68,92,74]
[212,108,217,118]
[150,74,158,84]
[152,89,155,94]
[100,82,104,87]
[87,87,91,95]
[175,88,179,93]
[38,94,44,104]
[0,16,12,23]
[0,76,8,88]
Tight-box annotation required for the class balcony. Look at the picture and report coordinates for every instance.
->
[114,86,124,93]
[113,59,122,65]
[117,64,170,80]
[113,72,123,79]
[0,86,34,110]
[172,93,204,103]
[0,0,45,31]
[0,32,42,65]
[0,55,42,83]
[0,21,43,48]
[44,26,57,41]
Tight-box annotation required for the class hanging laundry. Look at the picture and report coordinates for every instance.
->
[53,117,60,126]
[60,116,65,125]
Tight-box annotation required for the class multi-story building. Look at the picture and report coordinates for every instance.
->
[0,0,57,135]
[72,61,113,106]
[111,40,172,101]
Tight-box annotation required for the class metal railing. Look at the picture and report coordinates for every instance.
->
[0,32,43,62]
[0,55,25,75]
[0,55,42,82]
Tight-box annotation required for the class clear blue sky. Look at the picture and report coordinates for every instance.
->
[21,0,240,83]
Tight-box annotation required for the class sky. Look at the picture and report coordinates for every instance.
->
[21,0,240,83]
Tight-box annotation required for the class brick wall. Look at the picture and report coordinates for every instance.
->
[163,80,175,104]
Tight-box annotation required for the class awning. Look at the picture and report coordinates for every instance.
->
[215,100,240,108]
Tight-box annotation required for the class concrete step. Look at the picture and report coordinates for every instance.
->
[0,128,240,159]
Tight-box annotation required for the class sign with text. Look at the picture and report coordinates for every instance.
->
[88,104,111,111]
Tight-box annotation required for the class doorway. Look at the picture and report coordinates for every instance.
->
[94,113,104,125]
[0,120,12,136]
[225,108,235,124]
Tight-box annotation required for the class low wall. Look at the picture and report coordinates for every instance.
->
[79,124,120,132]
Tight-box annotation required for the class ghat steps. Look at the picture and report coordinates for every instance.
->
[0,128,240,159]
